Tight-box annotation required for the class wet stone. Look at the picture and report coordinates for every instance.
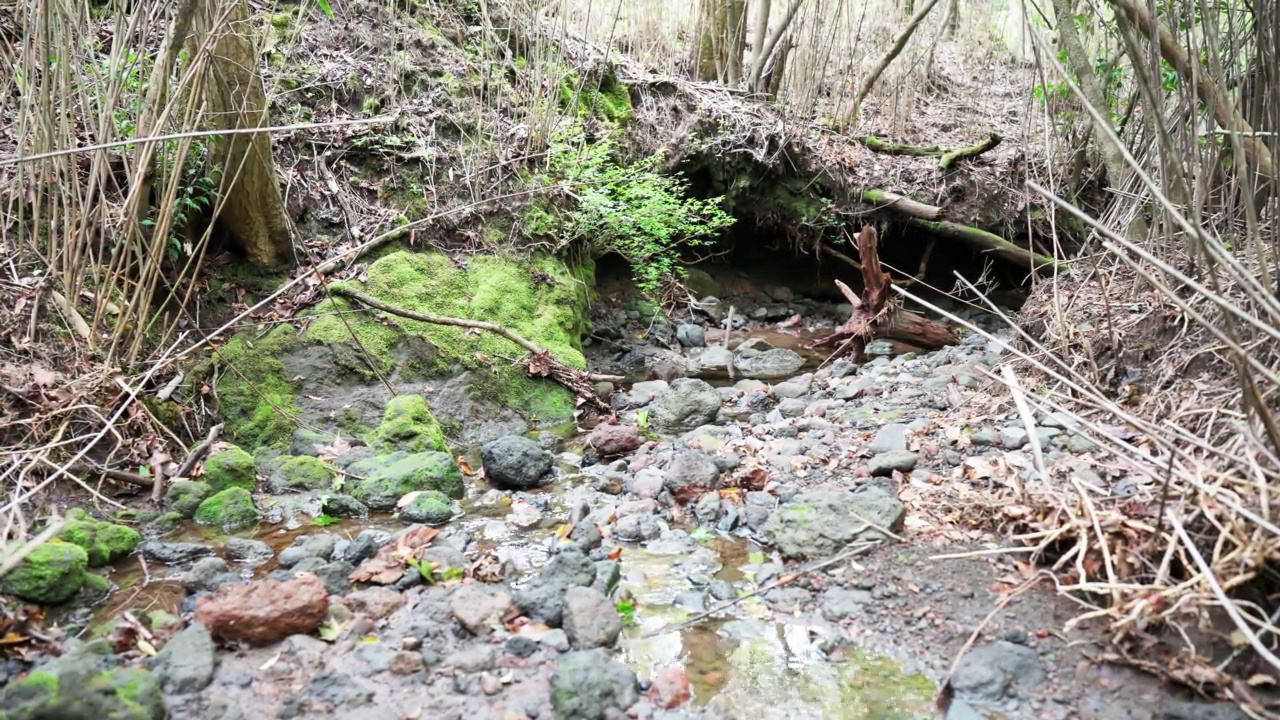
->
[180,557,232,593]
[150,622,217,694]
[550,648,639,720]
[562,586,624,649]
[482,435,554,489]
[278,534,337,568]
[506,635,540,658]
[821,587,873,621]
[142,541,212,564]
[868,423,909,454]
[450,583,512,635]
[222,537,273,565]
[868,450,918,476]
[676,323,705,348]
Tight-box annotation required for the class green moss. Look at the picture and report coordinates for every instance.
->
[205,326,301,450]
[146,511,185,536]
[557,69,633,124]
[193,488,262,531]
[57,514,140,567]
[203,445,257,492]
[79,572,110,601]
[0,541,88,604]
[2,659,164,720]
[271,12,292,28]
[373,395,448,452]
[112,508,157,525]
[398,490,454,525]
[362,96,382,116]
[165,480,210,518]
[348,451,464,508]
[272,455,336,492]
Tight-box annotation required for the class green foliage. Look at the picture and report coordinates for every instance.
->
[615,597,637,626]
[0,541,88,605]
[311,514,341,527]
[548,125,734,298]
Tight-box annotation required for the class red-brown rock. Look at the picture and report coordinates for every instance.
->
[195,573,329,646]
[586,423,642,457]
[647,666,691,709]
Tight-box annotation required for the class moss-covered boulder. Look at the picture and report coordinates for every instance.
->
[165,480,211,518]
[373,395,447,453]
[348,451,463,509]
[269,455,336,493]
[77,572,111,603]
[202,445,257,492]
[57,509,141,567]
[0,541,88,605]
[320,494,368,518]
[193,488,262,531]
[0,652,164,720]
[145,511,185,536]
[205,250,592,451]
[398,490,455,525]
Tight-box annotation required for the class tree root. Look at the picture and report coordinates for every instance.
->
[329,286,619,413]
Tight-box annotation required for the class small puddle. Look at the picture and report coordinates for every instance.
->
[617,539,936,719]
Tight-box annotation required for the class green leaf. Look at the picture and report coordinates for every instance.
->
[747,551,766,566]
[316,0,334,19]
[690,526,714,543]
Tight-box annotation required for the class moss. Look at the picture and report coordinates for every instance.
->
[372,395,448,453]
[112,508,157,525]
[362,96,382,116]
[165,480,211,518]
[557,69,633,124]
[78,572,111,601]
[202,445,257,492]
[0,541,88,604]
[348,451,464,509]
[398,490,455,525]
[271,455,336,492]
[57,514,140,567]
[204,326,301,450]
[146,511,185,536]
[194,488,262,531]
[271,12,292,28]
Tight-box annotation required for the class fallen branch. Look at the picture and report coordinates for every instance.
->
[906,217,1061,275]
[938,133,1002,170]
[68,464,153,488]
[329,286,619,412]
[856,134,1002,170]
[859,189,943,221]
[808,225,957,362]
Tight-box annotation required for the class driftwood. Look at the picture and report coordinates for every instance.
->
[329,286,619,413]
[856,133,1003,170]
[808,226,957,362]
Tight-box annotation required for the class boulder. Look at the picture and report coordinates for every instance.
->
[733,348,804,379]
[510,546,596,626]
[0,541,87,604]
[195,574,329,646]
[648,378,721,434]
[164,480,210,518]
[151,623,217,694]
[562,586,623,649]
[550,648,639,720]
[57,509,140,567]
[371,394,448,453]
[949,641,1044,702]
[676,324,705,348]
[193,488,262,531]
[481,435,553,489]
[586,423,642,457]
[268,455,336,493]
[694,345,734,372]
[398,490,455,525]
[202,445,256,492]
[664,451,722,504]
[1,652,164,719]
[763,487,905,559]
[347,451,464,509]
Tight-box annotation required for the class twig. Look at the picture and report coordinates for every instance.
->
[173,423,224,481]
[49,290,90,341]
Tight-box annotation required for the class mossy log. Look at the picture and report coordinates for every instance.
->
[906,217,1060,276]
[808,226,957,362]
[856,133,1002,170]
[859,189,942,221]
[329,286,620,413]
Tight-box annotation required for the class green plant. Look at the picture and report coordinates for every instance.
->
[615,597,637,626]
[311,513,341,527]
[548,125,734,299]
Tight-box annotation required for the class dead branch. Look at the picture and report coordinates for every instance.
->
[847,0,945,121]
[856,134,1001,170]
[68,464,154,488]
[906,218,1061,275]
[938,133,1002,170]
[859,189,943,220]
[329,286,619,412]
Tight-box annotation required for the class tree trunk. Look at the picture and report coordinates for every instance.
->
[695,0,747,83]
[188,0,293,266]
[846,0,943,123]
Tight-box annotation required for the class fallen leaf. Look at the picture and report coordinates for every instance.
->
[606,547,623,561]
[137,639,157,656]
[30,366,56,387]
[259,653,281,670]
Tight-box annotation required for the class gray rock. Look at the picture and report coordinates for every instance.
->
[613,514,661,541]
[693,492,722,523]
[334,528,392,564]
[969,428,999,446]
[820,588,872,621]
[627,380,669,407]
[550,648,639,720]
[999,426,1029,449]
[664,450,722,503]
[1160,700,1250,720]
[772,374,813,399]
[450,583,512,635]
[631,468,665,498]
[510,547,597,626]
[143,541,212,564]
[868,423,908,454]
[398,490,455,525]
[649,379,722,434]
[180,557,231,593]
[734,348,804,379]
[312,561,355,596]
[743,491,776,530]
[676,324,706,348]
[776,398,807,418]
[1067,434,1098,453]
[541,628,571,652]
[833,376,874,400]
[278,534,337,568]
[561,587,623,649]
[482,435,553,490]
[151,623,217,694]
[320,493,368,518]
[763,487,905,559]
[695,346,734,372]
[867,450,918,476]
[222,537,273,565]
[949,641,1044,702]
[448,645,497,673]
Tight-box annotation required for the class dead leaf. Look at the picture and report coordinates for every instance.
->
[606,547,623,561]
[315,435,353,462]
[259,653,281,670]
[30,366,56,387]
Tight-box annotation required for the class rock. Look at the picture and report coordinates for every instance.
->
[820,587,872,621]
[1160,700,1250,720]
[202,445,256,492]
[949,641,1044,702]
[0,541,87,604]
[506,635,540,658]
[561,586,623,649]
[223,537,273,564]
[397,489,455,525]
[165,480,210,518]
[767,285,795,303]
[969,428,999,446]
[631,468,665,498]
[335,528,392,564]
[195,574,329,646]
[626,380,669,407]
[833,376,874,400]
[676,324,705,348]
[550,648,639,720]
[647,666,692,710]
[867,450,918,476]
[1,652,164,719]
[372,394,448,453]
[142,541,212,564]
[448,645,497,672]
[193,488,261,531]
[999,426,1029,449]
[311,560,355,596]
[695,345,734,372]
[772,374,813,399]
[1067,434,1098,453]
[586,423,642,457]
[763,487,905,559]
[347,451,463,509]
[734,348,804,379]
[776,398,807,418]
[180,556,231,592]
[541,628,571,652]
[320,493,368,518]
[868,423,908,454]
[743,491,776,530]
[279,534,337,567]
[481,435,553,490]
[343,587,404,619]
[648,379,721,434]
[593,381,615,400]
[151,623,217,694]
[511,547,597,626]
[450,583,513,634]
[613,514,660,541]
[57,509,141,567]
[683,267,720,298]
[694,492,722,523]
[268,455,336,493]
[664,450,722,504]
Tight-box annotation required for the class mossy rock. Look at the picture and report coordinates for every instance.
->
[269,455,337,493]
[372,395,447,453]
[57,511,141,567]
[193,488,262,531]
[165,480,211,518]
[348,451,463,509]
[320,494,367,518]
[77,573,111,603]
[145,511,185,536]
[112,508,158,525]
[0,541,88,605]
[0,652,164,720]
[683,266,720,299]
[203,446,257,492]
[203,250,592,452]
[398,490,455,525]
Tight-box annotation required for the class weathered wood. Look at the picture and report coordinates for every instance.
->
[856,134,1002,170]
[808,226,957,363]
[860,189,943,221]
[906,218,1061,275]
[939,133,1002,170]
